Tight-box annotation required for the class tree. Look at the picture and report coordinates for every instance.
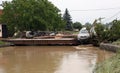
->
[109,20,120,41]
[93,23,107,46]
[84,22,92,31]
[1,0,65,36]
[95,23,105,40]
[63,8,73,31]
[72,22,82,30]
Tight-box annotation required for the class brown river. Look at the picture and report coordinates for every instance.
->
[0,45,113,73]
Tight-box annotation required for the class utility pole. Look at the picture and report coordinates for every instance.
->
[98,17,105,23]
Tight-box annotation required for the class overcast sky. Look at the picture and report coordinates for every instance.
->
[1,0,120,24]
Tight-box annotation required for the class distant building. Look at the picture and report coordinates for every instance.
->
[0,10,7,38]
[0,24,8,38]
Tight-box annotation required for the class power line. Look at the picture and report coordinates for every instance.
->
[61,7,120,12]
[61,7,120,23]
[102,10,120,23]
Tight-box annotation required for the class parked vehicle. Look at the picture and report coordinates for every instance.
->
[77,27,90,40]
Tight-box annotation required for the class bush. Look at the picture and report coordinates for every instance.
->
[109,20,120,42]
[94,20,120,43]
[72,22,82,30]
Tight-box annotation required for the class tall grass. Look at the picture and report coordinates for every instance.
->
[94,51,120,73]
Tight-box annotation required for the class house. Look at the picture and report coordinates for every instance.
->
[0,24,8,38]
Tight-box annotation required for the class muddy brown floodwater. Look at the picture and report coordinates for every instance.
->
[0,45,114,73]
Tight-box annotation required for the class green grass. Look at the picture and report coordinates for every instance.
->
[112,39,120,46]
[94,51,120,73]
[0,41,6,45]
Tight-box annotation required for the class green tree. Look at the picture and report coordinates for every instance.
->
[1,0,65,36]
[63,8,73,31]
[73,22,82,30]
[93,20,120,44]
[84,22,92,32]
[109,20,120,41]
[95,23,111,42]
[95,23,105,40]
[93,23,106,46]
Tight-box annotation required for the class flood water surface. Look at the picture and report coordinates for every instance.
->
[0,46,113,73]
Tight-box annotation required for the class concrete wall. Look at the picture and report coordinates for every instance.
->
[100,43,120,52]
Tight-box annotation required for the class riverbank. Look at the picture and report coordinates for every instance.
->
[94,51,120,73]
[100,40,120,52]
[0,41,11,48]
[94,42,120,73]
[100,43,120,52]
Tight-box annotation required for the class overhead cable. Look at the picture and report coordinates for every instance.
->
[61,7,120,12]
[102,11,120,22]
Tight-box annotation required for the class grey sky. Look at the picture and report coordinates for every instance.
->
[1,0,120,24]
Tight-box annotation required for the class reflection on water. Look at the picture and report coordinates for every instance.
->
[0,46,113,73]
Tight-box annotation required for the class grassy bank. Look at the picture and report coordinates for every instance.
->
[112,39,120,46]
[0,41,6,45]
[0,41,11,47]
[94,51,120,73]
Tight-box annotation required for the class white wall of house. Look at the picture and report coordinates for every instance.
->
[0,25,2,37]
